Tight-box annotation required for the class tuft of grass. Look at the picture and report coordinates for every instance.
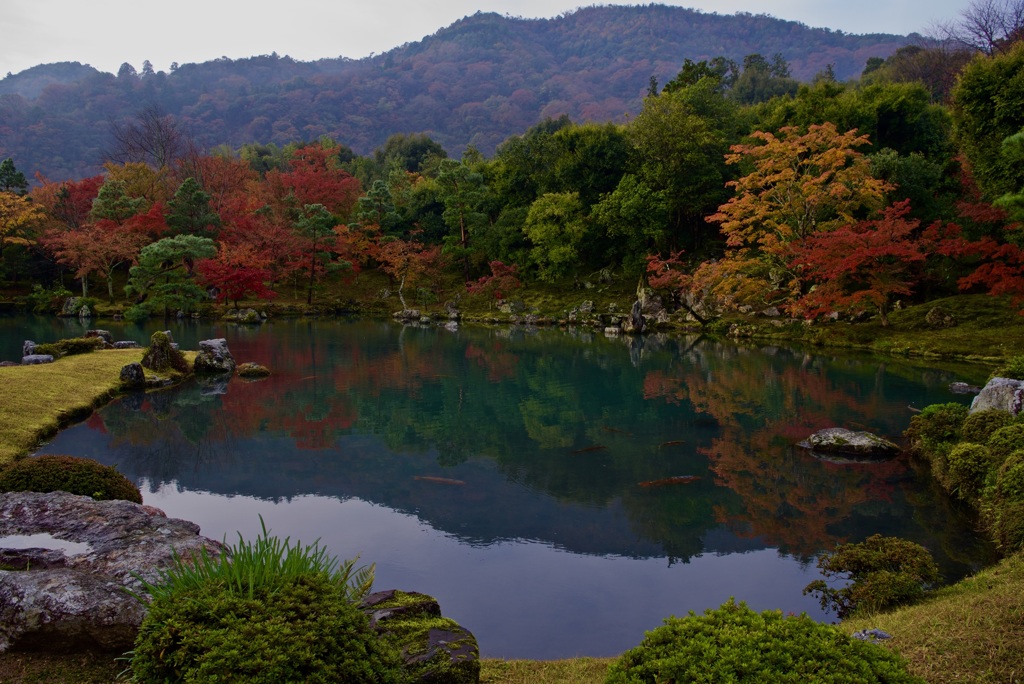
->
[137,516,374,603]
[843,551,1024,684]
[0,349,145,465]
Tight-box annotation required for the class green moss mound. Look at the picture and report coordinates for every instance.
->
[131,573,405,684]
[237,362,271,378]
[0,454,142,503]
[804,534,940,618]
[605,598,923,683]
[946,442,999,501]
[32,337,104,358]
[961,409,1015,444]
[905,402,968,459]
[987,423,1024,461]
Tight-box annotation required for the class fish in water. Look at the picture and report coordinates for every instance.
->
[658,440,686,448]
[571,445,608,454]
[602,426,633,436]
[414,476,466,486]
[638,475,701,487]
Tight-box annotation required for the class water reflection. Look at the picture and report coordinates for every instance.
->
[24,317,993,657]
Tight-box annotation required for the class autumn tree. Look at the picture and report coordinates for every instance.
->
[466,260,522,304]
[265,143,362,220]
[196,242,277,307]
[42,220,149,299]
[705,123,891,306]
[788,200,927,325]
[377,234,441,311]
[0,192,45,276]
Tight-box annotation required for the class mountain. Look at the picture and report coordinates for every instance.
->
[0,5,911,182]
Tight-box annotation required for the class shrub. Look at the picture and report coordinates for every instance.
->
[905,402,968,458]
[961,409,1015,444]
[131,573,404,684]
[0,454,141,503]
[991,355,1024,380]
[988,424,1024,462]
[945,443,999,501]
[604,598,923,684]
[130,519,400,684]
[31,336,104,358]
[804,534,940,618]
[995,450,1024,501]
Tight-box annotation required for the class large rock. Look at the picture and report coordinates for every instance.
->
[798,428,900,459]
[119,362,146,389]
[20,354,54,365]
[362,589,479,684]
[140,331,188,373]
[970,377,1024,416]
[193,338,236,374]
[0,491,225,653]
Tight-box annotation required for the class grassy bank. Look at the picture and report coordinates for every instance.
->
[0,349,146,465]
[843,551,1024,684]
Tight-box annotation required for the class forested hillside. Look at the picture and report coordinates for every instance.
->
[0,5,909,181]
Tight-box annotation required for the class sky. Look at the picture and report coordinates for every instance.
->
[2,0,971,77]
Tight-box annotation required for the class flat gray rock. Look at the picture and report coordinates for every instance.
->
[798,427,900,459]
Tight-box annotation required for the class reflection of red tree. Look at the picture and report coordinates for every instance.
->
[642,354,906,556]
[465,342,518,382]
[705,429,907,556]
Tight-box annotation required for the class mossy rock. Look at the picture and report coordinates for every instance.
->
[141,331,189,374]
[0,454,142,503]
[237,362,271,379]
[362,590,480,684]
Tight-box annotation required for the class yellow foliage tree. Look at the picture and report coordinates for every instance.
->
[0,192,45,272]
[704,123,891,307]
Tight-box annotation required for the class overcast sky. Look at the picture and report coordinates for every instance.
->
[3,0,971,77]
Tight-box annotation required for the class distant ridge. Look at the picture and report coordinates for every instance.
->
[0,4,911,181]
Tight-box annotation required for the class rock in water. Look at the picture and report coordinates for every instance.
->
[798,428,900,459]
[0,491,225,653]
[193,338,236,374]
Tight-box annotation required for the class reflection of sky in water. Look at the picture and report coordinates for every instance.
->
[145,485,825,659]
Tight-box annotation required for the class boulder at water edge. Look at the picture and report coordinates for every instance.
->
[0,491,225,653]
[970,377,1024,416]
[193,338,236,374]
[798,428,900,459]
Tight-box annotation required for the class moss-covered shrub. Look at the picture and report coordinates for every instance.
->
[31,336,104,358]
[995,450,1024,501]
[604,598,923,684]
[988,424,1024,462]
[905,402,969,458]
[804,534,940,618]
[945,443,1000,501]
[132,573,404,684]
[0,454,142,503]
[991,355,1024,381]
[962,409,1015,444]
[130,520,400,683]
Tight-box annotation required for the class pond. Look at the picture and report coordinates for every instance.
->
[2,315,995,659]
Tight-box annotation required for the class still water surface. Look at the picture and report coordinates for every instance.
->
[3,315,993,658]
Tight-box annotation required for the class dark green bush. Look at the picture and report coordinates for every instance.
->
[804,534,940,618]
[604,598,923,684]
[991,355,1024,380]
[995,450,1024,501]
[131,573,405,684]
[961,409,1015,444]
[905,402,968,458]
[130,519,398,683]
[987,424,1024,462]
[32,336,104,358]
[0,454,141,503]
[945,443,1000,501]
